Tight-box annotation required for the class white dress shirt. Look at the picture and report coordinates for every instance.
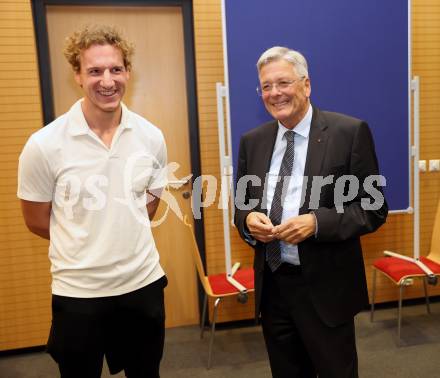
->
[266,104,312,265]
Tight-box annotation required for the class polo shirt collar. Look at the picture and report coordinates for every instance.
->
[67,99,132,136]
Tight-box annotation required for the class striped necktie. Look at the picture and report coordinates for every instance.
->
[266,130,295,272]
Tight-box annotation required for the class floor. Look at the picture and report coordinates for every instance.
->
[1,301,439,377]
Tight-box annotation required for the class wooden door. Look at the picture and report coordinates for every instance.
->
[46,5,198,327]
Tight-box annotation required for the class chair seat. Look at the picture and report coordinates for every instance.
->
[373,256,440,284]
[208,267,254,295]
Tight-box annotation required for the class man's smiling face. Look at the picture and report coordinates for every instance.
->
[258,59,311,129]
[75,43,130,115]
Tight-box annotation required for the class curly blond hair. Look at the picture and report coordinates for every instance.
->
[63,24,134,73]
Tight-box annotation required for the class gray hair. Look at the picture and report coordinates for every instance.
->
[257,46,309,78]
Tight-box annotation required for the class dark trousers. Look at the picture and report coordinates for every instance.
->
[47,276,167,378]
[261,265,358,378]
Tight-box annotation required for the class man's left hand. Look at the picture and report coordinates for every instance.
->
[272,214,316,244]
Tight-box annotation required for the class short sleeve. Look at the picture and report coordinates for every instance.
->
[148,132,168,190]
[17,135,54,202]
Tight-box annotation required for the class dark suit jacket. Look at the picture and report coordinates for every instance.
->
[234,106,388,327]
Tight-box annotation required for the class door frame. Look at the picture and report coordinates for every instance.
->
[31,0,207,314]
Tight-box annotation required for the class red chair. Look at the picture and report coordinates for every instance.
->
[184,217,254,368]
[370,200,440,342]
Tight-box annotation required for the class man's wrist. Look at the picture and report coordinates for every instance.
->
[243,212,257,246]
[310,211,318,238]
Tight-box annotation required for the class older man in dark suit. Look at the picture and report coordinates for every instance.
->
[234,46,388,378]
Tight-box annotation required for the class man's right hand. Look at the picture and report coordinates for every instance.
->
[245,212,276,243]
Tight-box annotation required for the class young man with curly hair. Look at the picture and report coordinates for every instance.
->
[18,25,168,377]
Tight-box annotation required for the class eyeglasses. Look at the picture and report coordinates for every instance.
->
[256,77,305,96]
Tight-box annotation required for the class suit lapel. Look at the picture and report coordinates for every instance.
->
[304,106,328,176]
[255,121,278,214]
[301,107,328,214]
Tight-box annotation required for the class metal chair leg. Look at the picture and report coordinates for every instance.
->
[423,276,431,314]
[370,269,377,322]
[200,293,208,339]
[397,284,404,344]
[207,297,221,369]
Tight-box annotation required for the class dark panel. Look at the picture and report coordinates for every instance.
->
[224,0,410,211]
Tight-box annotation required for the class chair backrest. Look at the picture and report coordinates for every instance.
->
[183,216,214,296]
[427,197,440,263]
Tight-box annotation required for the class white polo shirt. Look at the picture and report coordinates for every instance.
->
[18,99,167,298]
